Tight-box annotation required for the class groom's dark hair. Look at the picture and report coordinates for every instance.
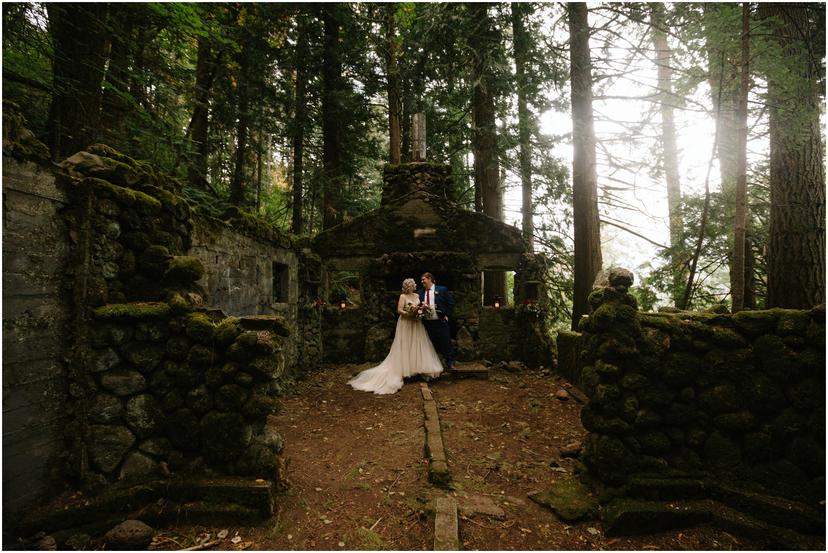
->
[421,272,435,282]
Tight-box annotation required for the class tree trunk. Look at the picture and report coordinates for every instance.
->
[704,4,741,201]
[651,3,685,307]
[46,3,110,159]
[100,7,133,145]
[761,3,826,308]
[730,3,750,312]
[568,2,603,330]
[291,15,310,234]
[321,5,345,229]
[470,3,505,304]
[385,4,402,165]
[188,35,215,189]
[512,2,534,252]
[230,44,250,206]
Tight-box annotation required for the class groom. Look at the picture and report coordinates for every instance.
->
[419,272,456,371]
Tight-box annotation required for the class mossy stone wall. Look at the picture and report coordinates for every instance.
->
[78,305,290,486]
[571,275,825,501]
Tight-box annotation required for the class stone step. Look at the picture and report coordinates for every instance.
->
[17,477,275,538]
[602,498,711,537]
[445,363,489,379]
[620,476,824,535]
[433,497,460,550]
[602,497,824,550]
[710,482,825,535]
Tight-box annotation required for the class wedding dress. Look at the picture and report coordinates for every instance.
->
[348,293,444,395]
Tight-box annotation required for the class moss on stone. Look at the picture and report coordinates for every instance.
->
[138,245,172,279]
[184,312,215,344]
[215,317,242,346]
[188,344,216,368]
[581,408,632,434]
[81,177,162,211]
[639,312,682,333]
[776,310,811,335]
[732,309,781,337]
[753,334,802,379]
[638,431,672,455]
[713,410,756,433]
[528,478,599,522]
[583,434,636,484]
[93,302,171,321]
[163,256,205,285]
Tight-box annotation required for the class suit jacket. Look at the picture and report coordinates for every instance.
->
[418,285,455,318]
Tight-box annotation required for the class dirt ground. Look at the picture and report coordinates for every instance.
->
[151,363,766,551]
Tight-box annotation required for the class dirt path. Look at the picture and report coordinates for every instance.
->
[152,364,763,550]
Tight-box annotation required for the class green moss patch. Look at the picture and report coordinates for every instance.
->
[93,302,171,321]
[81,178,161,211]
[528,478,599,522]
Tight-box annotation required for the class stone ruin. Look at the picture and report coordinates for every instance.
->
[313,162,555,367]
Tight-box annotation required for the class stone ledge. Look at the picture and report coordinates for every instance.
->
[16,477,276,538]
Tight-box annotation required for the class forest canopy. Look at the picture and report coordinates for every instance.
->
[3,2,825,326]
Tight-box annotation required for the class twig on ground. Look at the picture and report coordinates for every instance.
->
[178,539,221,551]
[369,516,383,531]
[460,515,501,530]
[388,470,405,490]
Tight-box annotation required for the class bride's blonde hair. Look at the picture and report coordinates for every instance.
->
[402,278,417,293]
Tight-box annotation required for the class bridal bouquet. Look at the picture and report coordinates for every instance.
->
[403,302,429,319]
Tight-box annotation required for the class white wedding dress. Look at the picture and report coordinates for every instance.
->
[348,293,444,394]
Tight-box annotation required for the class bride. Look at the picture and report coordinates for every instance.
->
[348,278,443,394]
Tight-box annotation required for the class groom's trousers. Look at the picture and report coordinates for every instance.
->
[424,319,455,368]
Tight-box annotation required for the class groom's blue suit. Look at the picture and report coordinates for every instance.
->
[418,285,456,369]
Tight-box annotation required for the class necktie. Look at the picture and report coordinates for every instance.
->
[427,289,430,305]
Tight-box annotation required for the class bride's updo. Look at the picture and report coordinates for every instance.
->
[402,278,417,293]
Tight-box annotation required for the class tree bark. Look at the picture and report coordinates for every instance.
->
[321,4,345,229]
[291,15,310,234]
[568,2,603,329]
[470,2,505,304]
[385,4,402,164]
[230,42,250,206]
[188,35,215,189]
[100,7,133,145]
[651,3,685,307]
[46,3,110,159]
[512,2,534,252]
[730,3,750,312]
[761,3,826,308]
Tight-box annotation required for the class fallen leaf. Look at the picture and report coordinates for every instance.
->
[587,527,599,536]
[218,530,229,539]
[231,536,242,544]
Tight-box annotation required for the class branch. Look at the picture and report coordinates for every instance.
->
[601,218,668,249]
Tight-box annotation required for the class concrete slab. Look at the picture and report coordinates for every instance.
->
[434,497,460,550]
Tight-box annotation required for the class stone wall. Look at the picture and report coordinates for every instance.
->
[82,304,289,485]
[571,272,825,501]
[2,133,310,523]
[2,159,71,517]
[189,214,300,369]
[189,216,298,318]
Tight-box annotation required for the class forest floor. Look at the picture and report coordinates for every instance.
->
[151,363,765,551]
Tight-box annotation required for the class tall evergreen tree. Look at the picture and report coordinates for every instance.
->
[568,2,602,329]
[45,3,110,159]
[759,3,826,308]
